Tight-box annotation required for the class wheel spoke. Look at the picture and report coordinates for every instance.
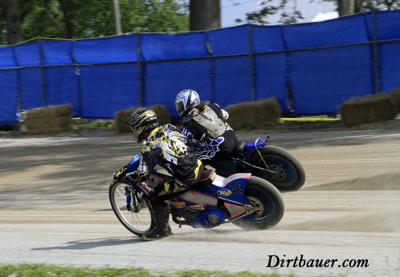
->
[109,182,153,235]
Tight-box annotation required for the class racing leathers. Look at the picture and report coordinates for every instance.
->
[127,124,203,187]
[181,102,238,162]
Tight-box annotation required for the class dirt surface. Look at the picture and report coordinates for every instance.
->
[1,121,400,277]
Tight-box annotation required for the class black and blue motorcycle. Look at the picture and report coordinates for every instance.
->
[109,157,284,237]
[197,136,306,192]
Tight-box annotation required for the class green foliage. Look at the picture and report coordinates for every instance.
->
[122,0,189,33]
[241,0,400,26]
[0,264,296,277]
[1,0,189,44]
[0,264,151,277]
[364,0,400,10]
[237,0,304,25]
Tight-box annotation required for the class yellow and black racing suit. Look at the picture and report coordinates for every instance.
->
[125,123,204,204]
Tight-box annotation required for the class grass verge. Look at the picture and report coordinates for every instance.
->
[0,264,308,277]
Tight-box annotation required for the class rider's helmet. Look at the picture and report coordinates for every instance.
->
[127,107,158,142]
[175,89,200,117]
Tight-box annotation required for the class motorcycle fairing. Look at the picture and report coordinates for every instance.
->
[195,173,250,202]
[128,170,254,220]
[174,173,253,219]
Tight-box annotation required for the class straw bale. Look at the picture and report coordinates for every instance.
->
[25,104,73,134]
[340,93,397,127]
[389,87,400,113]
[114,105,171,134]
[149,104,171,125]
[225,102,256,130]
[114,107,135,134]
[253,97,281,123]
[225,97,281,130]
[48,104,71,117]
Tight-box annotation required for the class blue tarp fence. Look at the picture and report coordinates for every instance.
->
[1,10,400,124]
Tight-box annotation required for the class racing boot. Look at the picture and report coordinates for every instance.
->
[142,202,172,241]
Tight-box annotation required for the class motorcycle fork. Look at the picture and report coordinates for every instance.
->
[125,185,143,213]
[242,138,278,176]
[256,146,275,173]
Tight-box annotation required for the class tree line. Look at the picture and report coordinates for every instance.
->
[242,0,400,25]
[0,0,189,45]
[0,0,399,46]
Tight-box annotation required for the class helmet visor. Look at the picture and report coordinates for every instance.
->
[175,101,185,116]
[130,125,145,142]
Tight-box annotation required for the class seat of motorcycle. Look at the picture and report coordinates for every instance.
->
[230,140,247,157]
[198,168,216,186]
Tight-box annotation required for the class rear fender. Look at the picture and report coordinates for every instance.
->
[211,173,251,203]
[244,138,267,161]
[196,173,252,210]
[213,173,253,219]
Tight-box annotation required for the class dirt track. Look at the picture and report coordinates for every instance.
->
[0,128,399,277]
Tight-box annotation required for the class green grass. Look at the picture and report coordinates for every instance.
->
[282,115,340,122]
[0,264,318,277]
[74,120,113,130]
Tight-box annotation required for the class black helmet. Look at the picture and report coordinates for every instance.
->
[127,107,158,142]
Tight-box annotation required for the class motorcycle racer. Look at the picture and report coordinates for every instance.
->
[175,89,238,163]
[113,107,205,240]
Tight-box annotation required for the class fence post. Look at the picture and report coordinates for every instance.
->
[38,38,46,106]
[205,31,216,103]
[11,43,22,116]
[280,26,295,116]
[371,8,381,93]
[137,32,144,106]
[69,40,82,117]
[247,23,256,101]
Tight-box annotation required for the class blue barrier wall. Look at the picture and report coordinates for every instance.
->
[1,10,400,124]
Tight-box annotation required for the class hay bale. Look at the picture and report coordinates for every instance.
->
[389,87,400,113]
[225,97,281,130]
[149,104,171,125]
[225,102,255,130]
[114,108,135,134]
[340,93,397,127]
[253,97,281,123]
[114,105,171,134]
[25,104,73,134]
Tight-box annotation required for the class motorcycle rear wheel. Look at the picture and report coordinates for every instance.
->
[109,181,154,236]
[232,176,284,230]
[250,145,306,191]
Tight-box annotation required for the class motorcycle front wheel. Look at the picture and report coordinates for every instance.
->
[109,181,154,236]
[250,145,306,191]
[232,176,284,230]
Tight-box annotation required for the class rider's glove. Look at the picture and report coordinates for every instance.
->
[114,166,128,180]
[181,127,194,140]
[195,137,225,160]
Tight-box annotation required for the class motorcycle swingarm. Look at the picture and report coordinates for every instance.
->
[217,196,256,223]
[234,158,277,174]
